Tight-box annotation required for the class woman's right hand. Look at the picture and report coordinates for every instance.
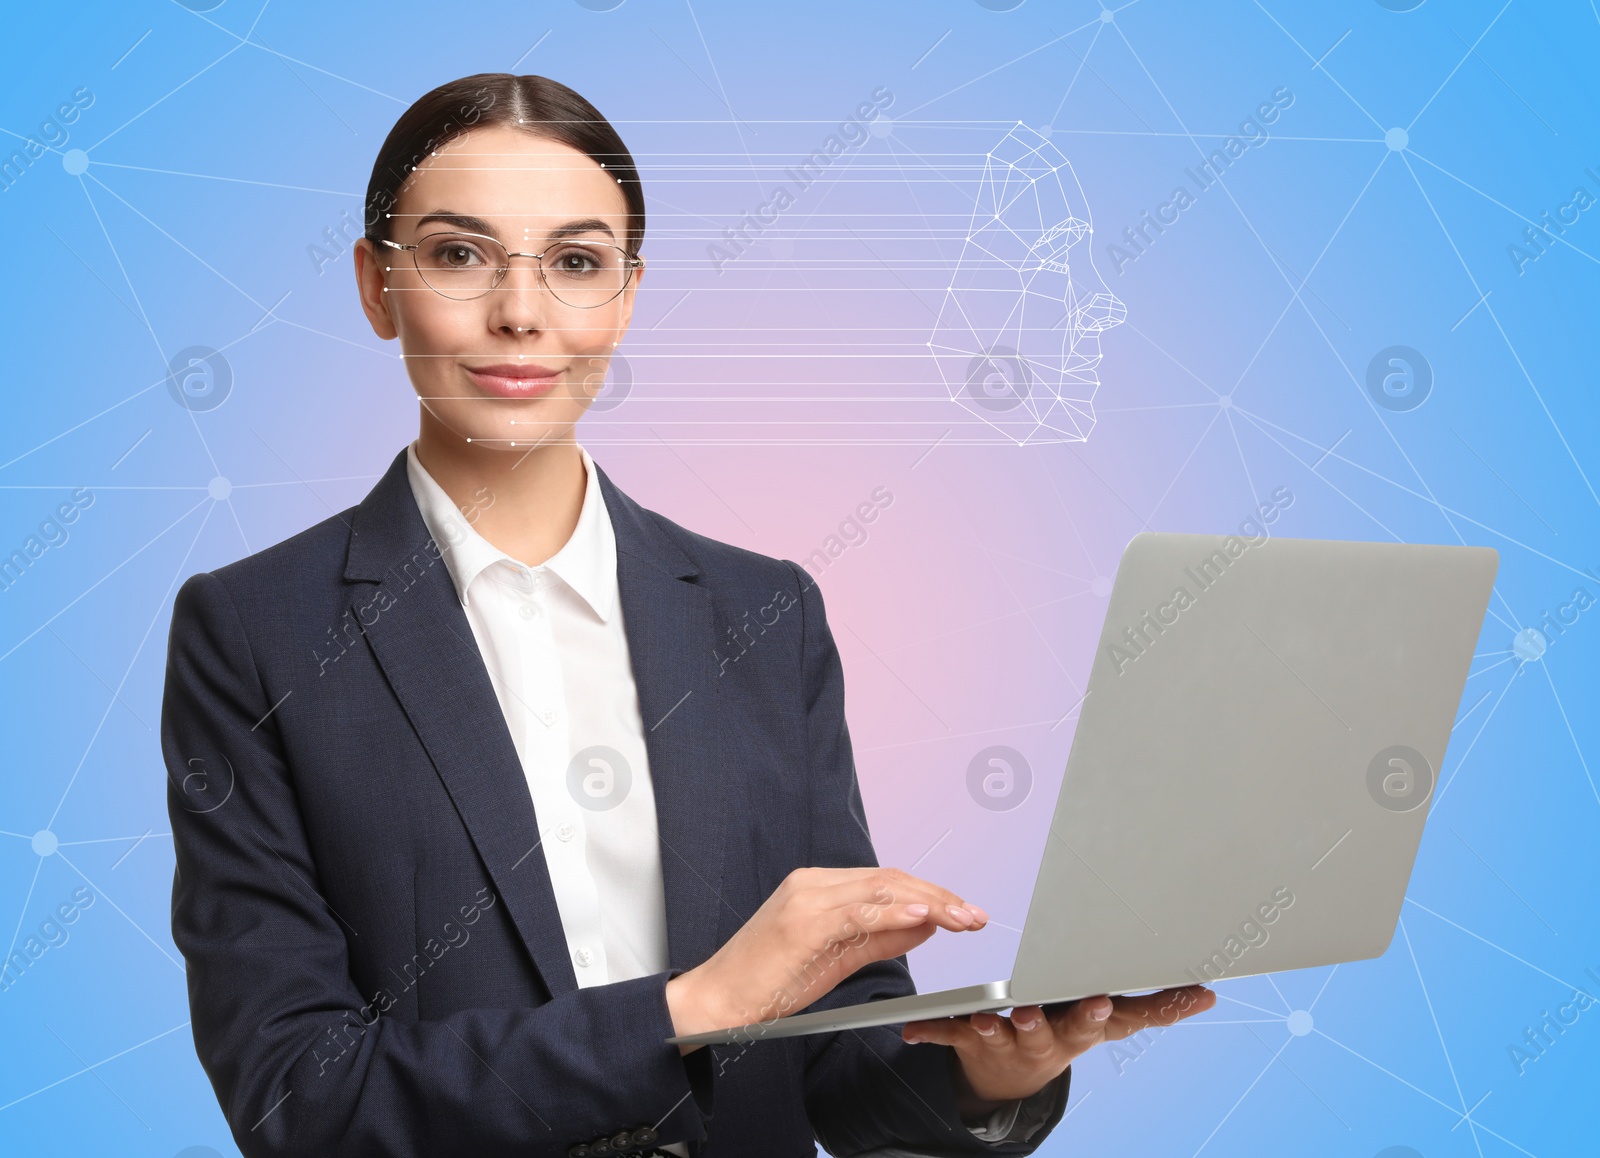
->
[664,866,989,1053]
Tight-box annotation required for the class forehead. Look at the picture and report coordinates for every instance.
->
[393,124,628,236]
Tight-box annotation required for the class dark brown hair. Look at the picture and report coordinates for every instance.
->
[362,73,644,257]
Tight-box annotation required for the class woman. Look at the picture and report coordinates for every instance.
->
[161,73,1212,1158]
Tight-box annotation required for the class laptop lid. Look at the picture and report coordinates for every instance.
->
[1008,533,1498,1006]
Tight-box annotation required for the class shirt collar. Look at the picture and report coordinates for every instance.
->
[404,440,617,623]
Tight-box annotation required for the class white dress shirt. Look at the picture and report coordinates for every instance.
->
[405,440,1032,1149]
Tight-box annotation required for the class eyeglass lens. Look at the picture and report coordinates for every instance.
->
[412,232,632,306]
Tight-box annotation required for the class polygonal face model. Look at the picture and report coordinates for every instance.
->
[931,125,1125,444]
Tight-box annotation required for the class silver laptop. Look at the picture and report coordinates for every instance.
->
[667,532,1498,1047]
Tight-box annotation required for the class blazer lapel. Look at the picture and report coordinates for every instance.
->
[596,461,732,977]
[342,447,732,997]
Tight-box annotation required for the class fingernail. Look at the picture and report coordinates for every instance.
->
[968,904,990,923]
[1014,1015,1039,1031]
[946,904,972,924]
[1091,1001,1112,1021]
[974,1018,996,1036]
[904,1032,922,1044]
[905,903,929,916]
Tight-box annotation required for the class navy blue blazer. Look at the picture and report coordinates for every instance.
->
[161,445,1071,1157]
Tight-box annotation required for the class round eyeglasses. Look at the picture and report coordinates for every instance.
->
[378,231,643,308]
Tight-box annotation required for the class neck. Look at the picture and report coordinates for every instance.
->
[413,407,587,568]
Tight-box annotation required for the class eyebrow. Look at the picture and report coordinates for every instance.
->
[413,211,617,243]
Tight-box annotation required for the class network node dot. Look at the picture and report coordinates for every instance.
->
[1512,627,1547,663]
[32,830,58,857]
[208,476,232,501]
[1385,127,1408,151]
[1286,1010,1313,1037]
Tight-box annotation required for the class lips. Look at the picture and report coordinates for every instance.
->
[465,363,561,399]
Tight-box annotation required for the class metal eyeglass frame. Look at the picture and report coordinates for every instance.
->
[377,230,644,307]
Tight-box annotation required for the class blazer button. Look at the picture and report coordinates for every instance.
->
[588,1141,612,1157]
[610,1131,634,1150]
[631,1125,660,1145]
[566,1146,590,1158]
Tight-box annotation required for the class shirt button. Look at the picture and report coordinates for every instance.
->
[556,821,576,842]
[541,708,556,724]
[519,603,539,619]
[574,947,593,968]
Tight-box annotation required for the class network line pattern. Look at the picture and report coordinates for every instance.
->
[0,1,1597,1156]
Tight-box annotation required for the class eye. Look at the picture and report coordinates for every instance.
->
[548,244,604,275]
[425,236,489,268]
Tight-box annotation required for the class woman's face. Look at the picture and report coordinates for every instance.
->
[354,124,642,452]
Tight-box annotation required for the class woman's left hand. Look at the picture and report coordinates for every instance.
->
[901,984,1216,1107]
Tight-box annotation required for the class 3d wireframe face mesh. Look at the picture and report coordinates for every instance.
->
[931,125,1125,445]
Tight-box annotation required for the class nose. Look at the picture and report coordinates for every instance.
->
[487,251,553,336]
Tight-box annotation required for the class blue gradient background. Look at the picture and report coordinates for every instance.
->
[2,1,1597,1155]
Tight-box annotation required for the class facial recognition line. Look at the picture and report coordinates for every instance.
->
[77,174,228,486]
[1450,827,1559,935]
[1032,453,1104,578]
[1212,991,1291,1019]
[838,620,950,731]
[947,490,1087,701]
[1445,27,1557,136]
[1239,1021,1350,1129]
[682,0,761,189]
[1220,411,1266,530]
[46,625,153,732]
[3,858,44,974]
[897,8,1119,119]
[1230,407,1405,542]
[164,0,405,106]
[1539,661,1600,809]
[84,40,246,153]
[85,161,356,197]
[508,29,552,73]
[1400,152,1600,510]
[910,29,951,71]
[74,177,165,366]
[1250,2,1386,134]
[47,498,217,828]
[1047,24,1159,135]
[1307,964,1338,1012]
[1406,0,1516,134]
[1405,897,1586,995]
[647,18,759,161]
[1236,406,1594,582]
[1466,656,1515,679]
[1143,409,1222,525]
[0,496,210,665]
[1431,669,1518,812]
[57,851,184,972]
[1312,1028,1539,1158]
[646,427,757,534]
[1229,151,1390,392]
[1397,915,1486,1158]
[251,22,360,138]
[42,222,144,323]
[1408,151,1600,267]
[1048,21,1105,128]
[0,1021,191,1115]
[1190,1031,1292,1157]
